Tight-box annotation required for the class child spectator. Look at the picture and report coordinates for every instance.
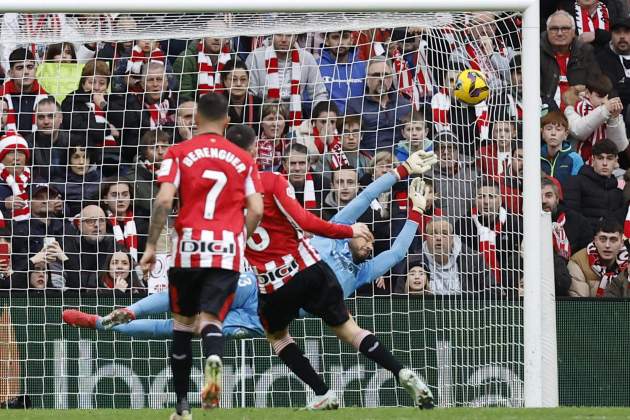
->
[405,259,431,295]
[0,133,31,221]
[501,144,523,215]
[564,75,628,163]
[130,129,170,216]
[256,102,290,172]
[337,115,371,178]
[52,146,101,217]
[540,111,584,187]
[394,109,433,162]
[478,117,518,179]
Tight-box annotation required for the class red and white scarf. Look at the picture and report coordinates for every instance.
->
[255,135,287,172]
[575,1,609,34]
[391,48,421,111]
[145,98,172,129]
[471,206,507,284]
[1,80,48,133]
[127,44,165,74]
[575,98,606,164]
[197,41,231,96]
[552,212,572,260]
[411,39,434,98]
[553,52,570,110]
[507,93,522,120]
[587,241,628,297]
[0,164,30,221]
[312,126,350,171]
[624,205,630,241]
[264,45,302,126]
[475,101,490,141]
[280,167,316,209]
[107,210,138,262]
[86,101,117,147]
[431,87,450,133]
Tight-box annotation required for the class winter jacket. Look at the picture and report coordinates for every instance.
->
[394,139,433,162]
[51,167,102,217]
[540,142,584,187]
[540,33,602,105]
[563,164,625,227]
[596,43,630,111]
[427,163,477,220]
[567,246,629,297]
[25,131,71,183]
[552,204,594,256]
[317,49,367,114]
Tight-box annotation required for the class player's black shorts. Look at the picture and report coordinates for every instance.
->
[169,267,239,320]
[257,260,350,333]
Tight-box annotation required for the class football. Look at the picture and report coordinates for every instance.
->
[453,69,490,105]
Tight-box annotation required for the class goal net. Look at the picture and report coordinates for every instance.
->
[0,11,525,409]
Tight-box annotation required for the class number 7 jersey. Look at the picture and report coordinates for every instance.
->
[157,133,262,271]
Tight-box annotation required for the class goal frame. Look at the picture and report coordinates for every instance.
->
[1,0,553,408]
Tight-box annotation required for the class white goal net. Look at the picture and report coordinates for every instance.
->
[0,11,525,409]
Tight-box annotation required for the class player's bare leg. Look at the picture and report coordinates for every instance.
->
[266,329,338,410]
[198,312,224,409]
[330,316,434,409]
[170,313,195,419]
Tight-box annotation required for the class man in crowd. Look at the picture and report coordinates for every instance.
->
[541,10,602,109]
[280,143,323,212]
[567,218,630,297]
[27,97,70,182]
[596,17,630,124]
[322,168,359,220]
[130,129,170,216]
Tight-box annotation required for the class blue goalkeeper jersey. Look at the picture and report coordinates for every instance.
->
[223,271,264,336]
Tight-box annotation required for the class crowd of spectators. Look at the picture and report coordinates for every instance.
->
[0,5,628,299]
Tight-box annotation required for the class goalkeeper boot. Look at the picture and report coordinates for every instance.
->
[399,368,434,409]
[302,390,339,410]
[169,399,192,420]
[101,308,136,329]
[200,355,222,409]
[62,309,98,329]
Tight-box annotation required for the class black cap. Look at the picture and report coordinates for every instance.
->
[612,18,630,31]
[32,183,61,197]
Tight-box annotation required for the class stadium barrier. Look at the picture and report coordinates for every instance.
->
[1,296,626,408]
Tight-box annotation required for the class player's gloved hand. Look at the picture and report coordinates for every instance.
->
[408,178,428,223]
[351,222,373,241]
[395,150,438,179]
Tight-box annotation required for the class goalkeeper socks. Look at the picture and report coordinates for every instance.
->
[200,324,224,359]
[277,343,329,396]
[170,330,193,403]
[128,291,170,318]
[358,334,403,377]
[113,319,174,339]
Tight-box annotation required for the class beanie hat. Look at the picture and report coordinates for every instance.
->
[0,133,30,163]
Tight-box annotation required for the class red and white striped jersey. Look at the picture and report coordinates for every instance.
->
[245,172,354,294]
[157,133,262,271]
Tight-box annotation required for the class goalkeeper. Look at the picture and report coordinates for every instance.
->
[63,151,435,343]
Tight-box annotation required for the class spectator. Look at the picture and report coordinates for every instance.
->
[505,54,522,120]
[89,251,145,295]
[456,178,523,290]
[279,143,323,211]
[108,60,176,164]
[27,96,70,182]
[596,18,630,119]
[422,217,492,295]
[0,48,48,135]
[317,30,367,114]
[173,37,233,100]
[174,99,196,143]
[394,108,433,162]
[43,42,76,63]
[222,60,262,132]
[346,56,411,151]
[567,218,629,297]
[246,33,328,121]
[297,101,349,175]
[404,259,431,295]
[99,178,148,263]
[564,138,626,227]
[563,75,628,163]
[0,221,26,289]
[501,144,523,215]
[52,146,101,217]
[337,115,371,178]
[61,60,121,176]
[478,117,519,179]
[0,133,31,221]
[427,136,477,220]
[323,168,359,220]
[12,184,65,280]
[561,0,613,52]
[540,111,584,187]
[541,10,602,110]
[256,102,290,172]
[61,204,117,290]
[28,262,49,290]
[130,129,170,216]
[542,176,593,258]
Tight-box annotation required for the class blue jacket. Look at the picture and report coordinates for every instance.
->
[318,49,367,114]
[541,142,584,187]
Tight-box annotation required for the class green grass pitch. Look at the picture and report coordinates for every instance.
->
[2,408,629,420]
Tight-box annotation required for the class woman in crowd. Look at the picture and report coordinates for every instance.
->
[405,260,431,295]
[256,102,291,172]
[222,59,262,132]
[91,251,145,295]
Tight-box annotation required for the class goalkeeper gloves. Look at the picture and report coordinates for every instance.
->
[408,177,428,223]
[395,150,439,180]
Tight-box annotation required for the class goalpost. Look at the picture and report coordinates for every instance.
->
[0,0,556,409]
